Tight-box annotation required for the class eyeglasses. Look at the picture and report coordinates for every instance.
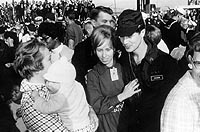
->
[42,35,50,42]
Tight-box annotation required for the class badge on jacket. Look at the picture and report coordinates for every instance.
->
[150,75,163,82]
[110,67,119,81]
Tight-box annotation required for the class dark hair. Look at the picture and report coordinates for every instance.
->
[67,11,76,20]
[14,39,46,80]
[91,25,116,53]
[145,25,161,45]
[90,6,113,20]
[186,32,200,62]
[4,31,19,48]
[37,22,65,42]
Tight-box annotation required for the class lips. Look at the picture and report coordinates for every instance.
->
[101,60,108,63]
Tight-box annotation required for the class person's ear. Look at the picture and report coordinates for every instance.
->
[140,29,146,37]
[188,55,193,69]
[91,19,97,27]
[188,63,192,69]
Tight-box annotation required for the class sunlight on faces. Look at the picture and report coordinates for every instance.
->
[119,32,143,52]
[96,39,114,67]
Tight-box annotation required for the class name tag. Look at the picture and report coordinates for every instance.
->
[150,75,163,82]
[110,67,119,81]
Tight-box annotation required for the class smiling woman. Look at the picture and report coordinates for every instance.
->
[86,24,141,132]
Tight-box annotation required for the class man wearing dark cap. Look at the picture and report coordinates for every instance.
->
[117,9,182,132]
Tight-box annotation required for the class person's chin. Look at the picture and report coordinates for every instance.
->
[125,47,134,52]
[101,61,108,65]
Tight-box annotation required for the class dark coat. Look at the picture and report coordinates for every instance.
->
[72,37,99,88]
[87,61,127,132]
[0,39,20,132]
[162,19,187,52]
[120,39,182,132]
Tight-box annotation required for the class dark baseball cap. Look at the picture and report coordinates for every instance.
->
[117,9,145,37]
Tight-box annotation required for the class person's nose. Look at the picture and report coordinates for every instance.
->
[102,50,107,58]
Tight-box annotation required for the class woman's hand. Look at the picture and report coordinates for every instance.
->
[88,106,99,131]
[118,79,141,102]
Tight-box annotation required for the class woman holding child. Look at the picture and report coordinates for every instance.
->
[14,38,98,132]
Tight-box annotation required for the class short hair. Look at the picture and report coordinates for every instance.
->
[14,39,46,80]
[4,31,19,48]
[145,25,161,45]
[37,22,65,42]
[67,11,76,20]
[90,6,113,21]
[91,25,116,53]
[186,32,200,62]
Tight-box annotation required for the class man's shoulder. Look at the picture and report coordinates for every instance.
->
[156,49,176,63]
[74,37,91,50]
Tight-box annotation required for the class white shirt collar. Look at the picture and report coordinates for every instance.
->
[52,43,64,54]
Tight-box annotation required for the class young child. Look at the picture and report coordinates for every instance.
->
[10,83,28,132]
[32,56,97,132]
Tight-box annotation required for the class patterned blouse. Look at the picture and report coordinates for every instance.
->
[20,79,67,132]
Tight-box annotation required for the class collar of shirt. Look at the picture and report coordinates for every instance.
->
[52,43,63,54]
[20,79,46,93]
[94,59,119,75]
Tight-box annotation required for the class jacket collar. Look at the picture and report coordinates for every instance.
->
[93,59,118,75]
[143,37,159,64]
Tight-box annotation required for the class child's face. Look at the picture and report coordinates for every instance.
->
[45,80,61,94]
[12,85,22,104]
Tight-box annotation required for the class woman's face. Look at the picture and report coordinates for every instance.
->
[96,39,114,67]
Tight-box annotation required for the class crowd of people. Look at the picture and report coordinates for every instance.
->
[1,0,200,132]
